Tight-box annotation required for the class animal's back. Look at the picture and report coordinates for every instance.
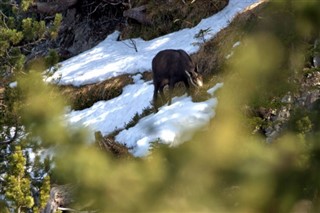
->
[176,49,193,67]
[152,49,181,77]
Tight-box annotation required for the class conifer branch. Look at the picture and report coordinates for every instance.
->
[0,127,18,145]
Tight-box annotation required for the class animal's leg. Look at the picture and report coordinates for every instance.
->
[183,79,191,96]
[159,85,166,103]
[153,83,159,111]
[168,81,175,105]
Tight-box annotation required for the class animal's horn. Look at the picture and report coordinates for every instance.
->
[185,70,198,87]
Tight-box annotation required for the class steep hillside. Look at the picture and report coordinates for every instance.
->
[27,0,229,62]
[2,0,320,212]
[47,0,260,157]
[203,1,320,141]
[54,0,320,158]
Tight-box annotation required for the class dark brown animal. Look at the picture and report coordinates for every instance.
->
[152,49,203,111]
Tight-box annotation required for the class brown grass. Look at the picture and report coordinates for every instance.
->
[188,1,268,102]
[141,71,153,81]
[193,1,267,78]
[121,0,229,40]
[60,74,133,110]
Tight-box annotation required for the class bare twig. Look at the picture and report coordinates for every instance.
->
[129,39,138,52]
[57,207,98,212]
[122,39,138,52]
[88,3,108,16]
[14,38,46,50]
[0,10,9,29]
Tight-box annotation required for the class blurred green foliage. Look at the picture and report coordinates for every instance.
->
[57,1,318,211]
[1,0,320,212]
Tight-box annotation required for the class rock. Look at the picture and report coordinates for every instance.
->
[26,1,126,63]
[313,39,320,68]
[276,107,290,122]
[314,53,320,68]
[43,184,76,213]
[281,92,293,104]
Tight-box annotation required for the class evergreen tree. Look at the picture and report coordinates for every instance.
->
[0,0,61,211]
[4,146,34,212]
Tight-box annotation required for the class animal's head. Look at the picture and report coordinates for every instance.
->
[185,65,203,87]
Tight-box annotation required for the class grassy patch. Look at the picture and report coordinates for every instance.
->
[60,74,133,110]
[194,1,267,77]
[125,107,154,129]
[141,71,153,81]
[121,0,229,40]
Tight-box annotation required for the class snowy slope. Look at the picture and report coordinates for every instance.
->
[47,0,260,86]
[116,83,223,157]
[66,74,153,136]
[52,0,260,156]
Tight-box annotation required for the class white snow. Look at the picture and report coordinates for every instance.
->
[9,81,18,88]
[116,84,223,157]
[65,74,153,136]
[49,0,260,156]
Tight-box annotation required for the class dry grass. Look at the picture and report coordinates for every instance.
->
[60,74,133,110]
[188,1,268,102]
[141,71,153,81]
[121,0,229,40]
[193,1,267,78]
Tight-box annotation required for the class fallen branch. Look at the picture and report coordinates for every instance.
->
[32,0,78,15]
[102,0,130,6]
[95,131,132,158]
